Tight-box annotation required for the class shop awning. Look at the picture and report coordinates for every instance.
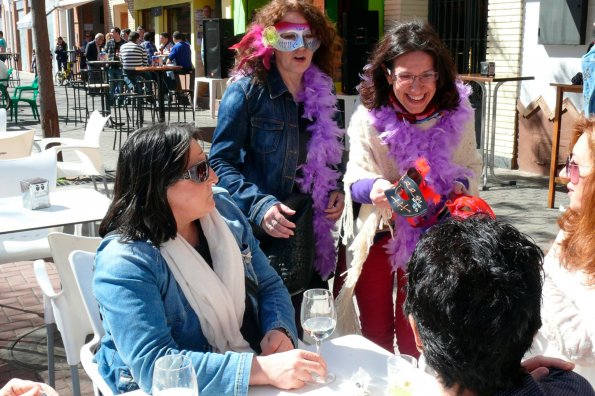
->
[17,0,95,30]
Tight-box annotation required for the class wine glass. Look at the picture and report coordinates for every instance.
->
[152,354,199,396]
[300,288,337,384]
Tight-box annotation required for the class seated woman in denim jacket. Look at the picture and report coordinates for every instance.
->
[94,124,328,395]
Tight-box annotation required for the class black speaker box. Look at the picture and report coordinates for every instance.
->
[203,19,235,78]
[341,11,379,95]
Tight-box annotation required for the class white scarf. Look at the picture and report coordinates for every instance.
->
[160,209,253,353]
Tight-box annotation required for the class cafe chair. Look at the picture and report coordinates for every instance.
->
[83,69,110,124]
[0,149,58,265]
[33,233,101,396]
[167,70,195,123]
[0,129,35,159]
[69,250,115,396]
[39,111,111,197]
[10,75,40,122]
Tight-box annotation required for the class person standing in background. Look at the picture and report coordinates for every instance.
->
[200,5,213,65]
[336,21,482,356]
[85,33,105,63]
[54,36,68,72]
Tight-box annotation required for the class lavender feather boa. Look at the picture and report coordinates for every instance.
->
[370,82,474,270]
[295,65,344,279]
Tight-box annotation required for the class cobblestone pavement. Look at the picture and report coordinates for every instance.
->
[1,72,569,395]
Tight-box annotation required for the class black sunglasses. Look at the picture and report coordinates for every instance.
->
[180,156,210,184]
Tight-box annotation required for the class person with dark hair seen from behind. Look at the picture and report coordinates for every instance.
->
[93,124,329,395]
[165,31,193,92]
[404,216,595,395]
[166,31,193,71]
[209,0,345,335]
[140,31,158,65]
[54,36,68,72]
[336,20,482,357]
[529,117,595,384]
[120,31,152,94]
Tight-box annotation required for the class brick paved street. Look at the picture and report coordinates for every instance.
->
[0,72,570,395]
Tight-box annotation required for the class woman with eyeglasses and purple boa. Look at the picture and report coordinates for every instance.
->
[94,124,329,395]
[336,20,483,356]
[209,0,345,329]
[528,117,595,383]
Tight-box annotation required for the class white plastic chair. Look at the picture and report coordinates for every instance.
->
[38,111,111,197]
[70,250,114,396]
[33,232,101,396]
[0,129,35,159]
[0,149,58,264]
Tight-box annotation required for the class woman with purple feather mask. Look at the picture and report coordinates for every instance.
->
[336,21,482,356]
[209,0,345,335]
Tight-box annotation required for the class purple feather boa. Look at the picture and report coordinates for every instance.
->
[370,82,474,271]
[295,65,344,279]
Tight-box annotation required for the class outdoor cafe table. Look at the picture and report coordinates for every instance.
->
[121,334,440,395]
[86,60,122,114]
[0,188,111,235]
[133,64,183,122]
[459,74,535,190]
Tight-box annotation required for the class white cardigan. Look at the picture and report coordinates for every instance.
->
[336,103,482,336]
[530,231,595,385]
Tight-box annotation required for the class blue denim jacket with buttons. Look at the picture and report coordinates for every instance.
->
[210,65,309,227]
[93,187,297,395]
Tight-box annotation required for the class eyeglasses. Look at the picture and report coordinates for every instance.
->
[565,154,581,184]
[180,156,210,184]
[393,71,438,85]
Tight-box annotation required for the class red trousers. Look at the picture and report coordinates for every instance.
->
[353,234,419,357]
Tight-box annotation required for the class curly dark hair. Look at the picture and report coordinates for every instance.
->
[404,217,544,395]
[233,0,341,82]
[359,20,460,111]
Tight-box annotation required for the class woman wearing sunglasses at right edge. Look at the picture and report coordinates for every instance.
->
[528,117,595,384]
[93,124,328,395]
[336,21,482,356]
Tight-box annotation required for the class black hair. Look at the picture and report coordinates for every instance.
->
[99,124,201,245]
[404,216,544,395]
[173,31,184,41]
[111,26,121,34]
[128,31,140,43]
[160,32,170,39]
[143,32,151,41]
[122,28,131,35]
[359,20,460,111]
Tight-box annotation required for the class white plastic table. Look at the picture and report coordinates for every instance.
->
[0,188,111,235]
[194,76,229,118]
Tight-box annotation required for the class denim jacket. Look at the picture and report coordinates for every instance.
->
[210,65,344,227]
[93,188,297,395]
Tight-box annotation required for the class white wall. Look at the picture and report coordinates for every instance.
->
[519,0,595,110]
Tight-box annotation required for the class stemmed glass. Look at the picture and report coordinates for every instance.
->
[152,354,199,396]
[300,288,337,384]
